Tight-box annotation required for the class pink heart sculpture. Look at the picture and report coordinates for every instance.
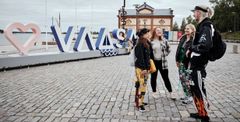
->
[4,22,41,55]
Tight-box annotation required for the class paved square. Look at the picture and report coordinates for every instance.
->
[0,43,240,122]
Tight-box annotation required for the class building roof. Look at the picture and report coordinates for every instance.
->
[137,2,154,10]
[121,2,174,17]
[125,9,173,16]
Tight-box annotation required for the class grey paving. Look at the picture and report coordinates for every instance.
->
[0,43,240,122]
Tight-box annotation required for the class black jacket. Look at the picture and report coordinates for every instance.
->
[148,41,154,60]
[175,35,193,68]
[135,42,151,70]
[190,18,213,68]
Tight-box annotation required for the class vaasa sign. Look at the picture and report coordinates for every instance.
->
[4,22,137,56]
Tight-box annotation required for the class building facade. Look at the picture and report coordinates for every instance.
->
[118,2,174,31]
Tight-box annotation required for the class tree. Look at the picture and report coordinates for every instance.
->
[172,21,179,31]
[180,18,187,32]
[186,15,197,27]
[186,15,193,24]
[211,0,240,32]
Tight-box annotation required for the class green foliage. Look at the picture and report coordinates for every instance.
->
[172,21,179,31]
[211,0,240,32]
[180,16,197,33]
[186,15,197,27]
[221,31,240,40]
[180,18,187,32]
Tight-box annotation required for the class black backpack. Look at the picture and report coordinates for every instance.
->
[204,22,227,61]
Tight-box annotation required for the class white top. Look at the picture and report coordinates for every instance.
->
[151,39,163,60]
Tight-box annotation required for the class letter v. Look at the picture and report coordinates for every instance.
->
[50,25,75,52]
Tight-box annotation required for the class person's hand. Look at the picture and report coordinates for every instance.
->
[186,50,190,57]
[141,70,148,75]
[176,62,180,67]
[135,81,140,88]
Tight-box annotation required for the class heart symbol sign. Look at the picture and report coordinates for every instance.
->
[4,22,41,55]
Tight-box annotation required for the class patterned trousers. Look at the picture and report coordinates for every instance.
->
[178,63,192,97]
[135,68,148,106]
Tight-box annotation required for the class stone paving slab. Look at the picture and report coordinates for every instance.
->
[0,43,240,122]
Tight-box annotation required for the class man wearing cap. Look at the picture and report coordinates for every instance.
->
[187,5,214,122]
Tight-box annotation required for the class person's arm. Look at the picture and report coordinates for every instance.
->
[176,37,184,62]
[176,40,183,67]
[164,40,171,56]
[190,26,213,54]
[134,44,142,61]
[149,42,154,59]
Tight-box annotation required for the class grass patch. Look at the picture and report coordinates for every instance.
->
[221,31,240,41]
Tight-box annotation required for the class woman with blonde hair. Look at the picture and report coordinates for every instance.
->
[175,23,196,104]
[150,27,175,99]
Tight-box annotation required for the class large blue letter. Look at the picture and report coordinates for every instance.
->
[73,27,96,52]
[95,28,114,50]
[51,26,75,52]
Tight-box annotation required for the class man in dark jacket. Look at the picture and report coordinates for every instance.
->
[188,5,214,122]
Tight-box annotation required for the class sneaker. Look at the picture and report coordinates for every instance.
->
[190,113,210,122]
[182,97,193,104]
[170,93,176,100]
[139,105,145,112]
[189,113,200,119]
[180,97,187,101]
[201,116,210,122]
[143,102,148,105]
[152,92,159,98]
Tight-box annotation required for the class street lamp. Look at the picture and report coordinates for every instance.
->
[133,4,139,31]
[45,0,48,50]
[121,0,127,29]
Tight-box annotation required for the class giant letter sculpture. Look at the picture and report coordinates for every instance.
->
[112,29,126,48]
[51,25,75,52]
[96,28,118,56]
[73,27,96,52]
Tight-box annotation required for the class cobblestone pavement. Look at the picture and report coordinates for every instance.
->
[0,43,240,122]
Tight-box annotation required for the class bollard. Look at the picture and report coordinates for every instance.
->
[233,45,238,54]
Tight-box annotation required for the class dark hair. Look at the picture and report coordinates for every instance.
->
[137,28,150,49]
[137,28,150,37]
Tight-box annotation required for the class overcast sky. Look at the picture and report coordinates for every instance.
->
[0,0,211,32]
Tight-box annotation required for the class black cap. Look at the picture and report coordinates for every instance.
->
[137,28,150,37]
[191,5,208,12]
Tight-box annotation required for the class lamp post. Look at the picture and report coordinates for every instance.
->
[133,4,139,31]
[45,0,48,50]
[121,0,127,29]
[75,0,78,33]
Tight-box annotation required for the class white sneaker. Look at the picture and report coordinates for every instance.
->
[182,97,193,104]
[170,92,176,100]
[180,97,187,101]
[152,92,159,98]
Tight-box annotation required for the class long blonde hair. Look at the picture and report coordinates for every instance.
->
[178,24,196,41]
[186,24,196,37]
[207,7,214,19]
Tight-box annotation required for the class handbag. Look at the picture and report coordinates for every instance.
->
[149,59,156,73]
